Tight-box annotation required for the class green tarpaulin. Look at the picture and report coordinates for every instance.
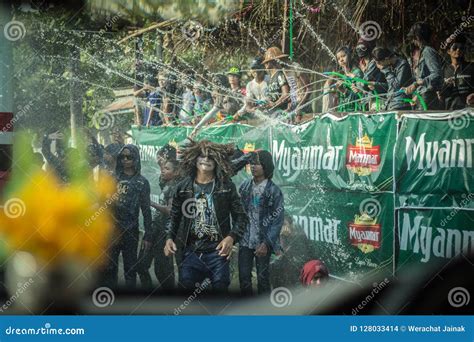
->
[131,110,474,281]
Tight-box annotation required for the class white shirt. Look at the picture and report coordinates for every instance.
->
[246,78,268,102]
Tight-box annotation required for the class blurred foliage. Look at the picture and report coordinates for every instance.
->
[0,132,116,266]
[13,6,129,134]
[11,0,473,133]
[88,0,241,24]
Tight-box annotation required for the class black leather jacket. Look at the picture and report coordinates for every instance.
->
[166,176,248,247]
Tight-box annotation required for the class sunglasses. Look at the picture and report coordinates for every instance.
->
[120,154,134,160]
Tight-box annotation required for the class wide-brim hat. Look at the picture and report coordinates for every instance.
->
[262,46,288,64]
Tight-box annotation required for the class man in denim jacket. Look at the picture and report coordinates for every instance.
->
[405,22,444,110]
[239,150,284,295]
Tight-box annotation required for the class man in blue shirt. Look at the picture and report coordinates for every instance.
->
[239,150,284,295]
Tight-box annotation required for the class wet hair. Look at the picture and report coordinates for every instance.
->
[144,75,157,87]
[250,57,265,70]
[407,22,432,45]
[254,150,274,179]
[336,46,354,69]
[372,47,395,62]
[222,95,240,116]
[87,143,103,160]
[179,140,234,181]
[105,143,123,158]
[448,33,467,51]
[211,74,230,89]
[157,144,177,162]
[355,38,376,58]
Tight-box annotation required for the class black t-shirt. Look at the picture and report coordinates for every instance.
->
[266,70,289,110]
[442,61,474,110]
[188,180,221,252]
[152,179,177,234]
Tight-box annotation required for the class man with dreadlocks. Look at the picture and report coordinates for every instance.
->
[164,140,248,292]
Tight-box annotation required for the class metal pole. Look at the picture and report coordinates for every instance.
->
[70,45,82,147]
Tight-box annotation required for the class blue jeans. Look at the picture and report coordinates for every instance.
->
[238,246,271,295]
[179,248,230,292]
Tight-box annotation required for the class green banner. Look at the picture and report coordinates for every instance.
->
[287,189,393,279]
[396,208,474,270]
[130,111,472,280]
[395,112,474,208]
[271,113,396,192]
[132,120,395,281]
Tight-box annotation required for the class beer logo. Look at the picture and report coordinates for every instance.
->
[348,212,381,254]
[243,142,256,174]
[242,142,256,154]
[168,139,179,151]
[346,134,381,176]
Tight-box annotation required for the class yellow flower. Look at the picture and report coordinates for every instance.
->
[0,169,114,268]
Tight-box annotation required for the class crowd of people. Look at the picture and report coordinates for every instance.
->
[114,140,328,294]
[36,21,473,295]
[39,132,328,294]
[133,22,473,130]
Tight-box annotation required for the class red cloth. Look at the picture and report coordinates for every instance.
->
[300,260,329,286]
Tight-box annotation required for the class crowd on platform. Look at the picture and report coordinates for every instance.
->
[134,22,473,129]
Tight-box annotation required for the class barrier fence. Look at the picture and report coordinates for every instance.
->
[132,109,474,281]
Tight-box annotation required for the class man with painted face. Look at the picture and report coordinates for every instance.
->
[239,150,284,295]
[164,140,248,292]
